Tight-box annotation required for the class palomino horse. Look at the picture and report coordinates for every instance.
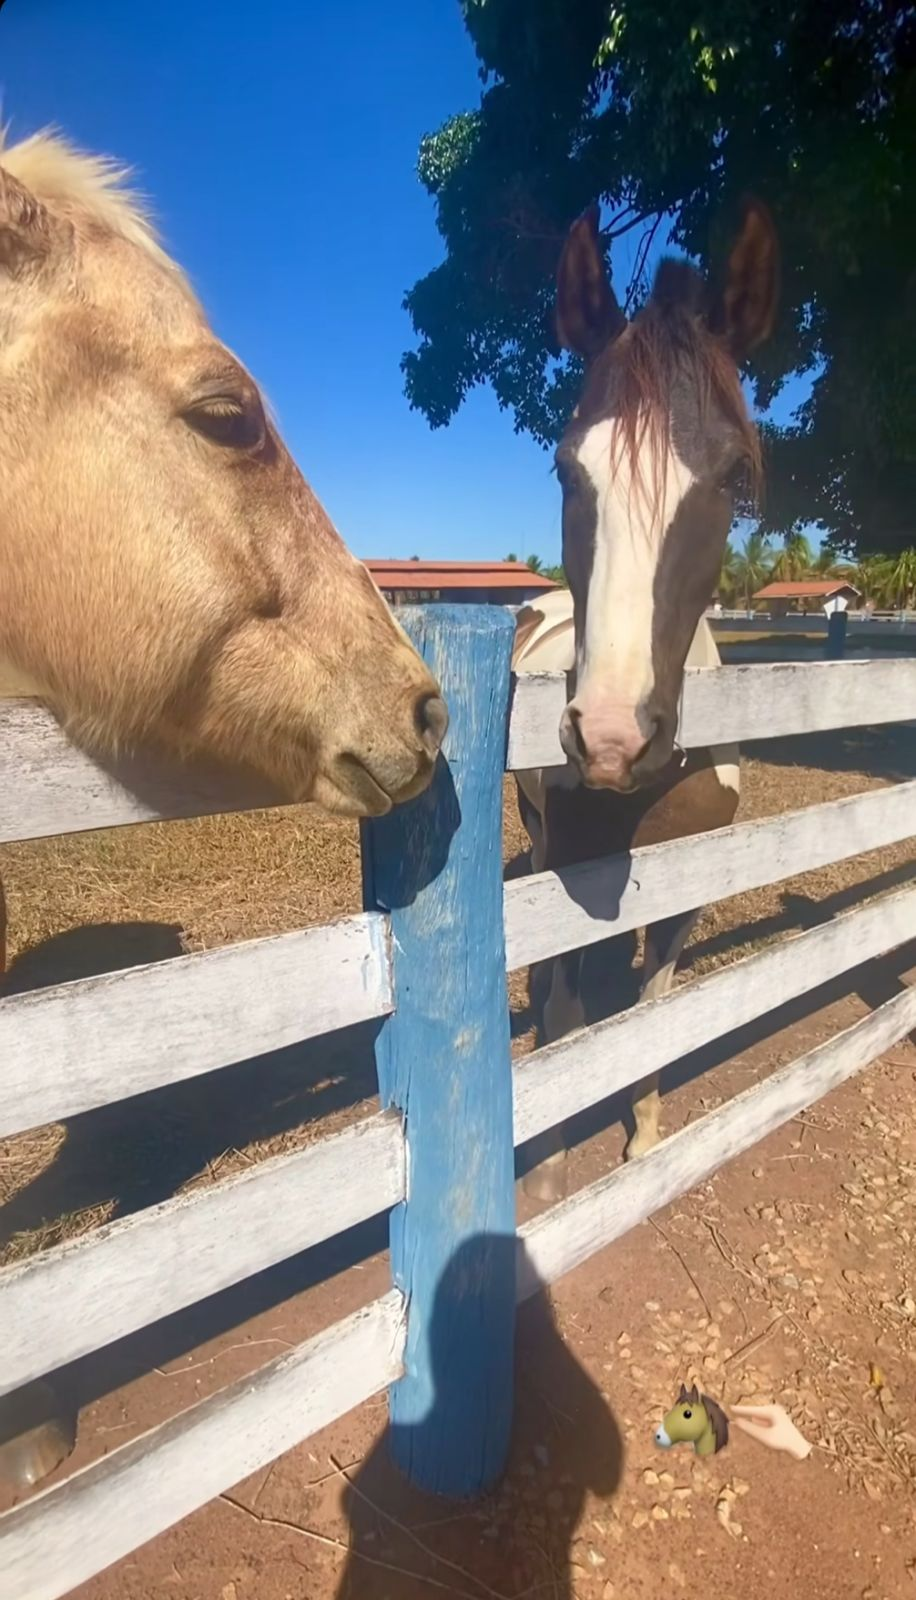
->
[514,198,778,1201]
[0,126,447,1488]
[0,125,447,971]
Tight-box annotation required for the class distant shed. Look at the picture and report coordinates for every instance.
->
[365,560,559,608]
[753,579,861,617]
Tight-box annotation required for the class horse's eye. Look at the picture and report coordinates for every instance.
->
[184,398,266,452]
[555,457,575,493]
[683,1408,692,1418]
[720,460,748,494]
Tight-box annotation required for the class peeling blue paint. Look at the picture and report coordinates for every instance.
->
[361,606,516,1495]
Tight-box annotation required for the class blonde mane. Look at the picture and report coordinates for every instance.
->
[0,124,187,282]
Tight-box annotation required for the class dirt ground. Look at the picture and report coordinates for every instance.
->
[1,724,916,1595]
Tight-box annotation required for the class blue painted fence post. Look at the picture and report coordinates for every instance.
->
[826,609,848,659]
[361,604,516,1497]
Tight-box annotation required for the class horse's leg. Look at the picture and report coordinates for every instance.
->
[522,952,583,1202]
[523,930,640,1200]
[624,911,699,1161]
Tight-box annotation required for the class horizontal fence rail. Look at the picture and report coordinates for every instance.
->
[505,778,916,970]
[507,657,916,770]
[0,1291,406,1600]
[0,698,281,844]
[517,984,916,1295]
[5,656,916,842]
[0,912,392,1138]
[0,1115,404,1399]
[511,883,916,1147]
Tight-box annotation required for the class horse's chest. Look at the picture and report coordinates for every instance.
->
[531,752,738,872]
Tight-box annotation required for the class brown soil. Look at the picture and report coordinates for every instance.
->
[1,724,916,1596]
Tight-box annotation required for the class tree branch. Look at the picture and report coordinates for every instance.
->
[625,212,664,311]
[601,207,656,243]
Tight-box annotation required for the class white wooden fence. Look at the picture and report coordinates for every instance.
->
[1,609,915,1599]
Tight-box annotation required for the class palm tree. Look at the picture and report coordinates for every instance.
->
[544,563,568,587]
[886,548,916,611]
[718,541,740,607]
[525,554,544,574]
[769,531,814,584]
[504,551,519,564]
[812,546,856,581]
[733,530,774,610]
[855,555,894,609]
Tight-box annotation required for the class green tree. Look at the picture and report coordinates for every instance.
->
[769,531,815,583]
[886,548,916,610]
[525,553,545,573]
[854,554,894,607]
[717,540,740,606]
[404,0,915,555]
[733,529,774,608]
[504,551,519,563]
[544,562,569,587]
[812,547,855,580]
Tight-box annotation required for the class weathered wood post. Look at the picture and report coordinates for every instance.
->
[361,604,516,1497]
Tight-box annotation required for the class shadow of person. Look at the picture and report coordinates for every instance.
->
[335,1234,623,1599]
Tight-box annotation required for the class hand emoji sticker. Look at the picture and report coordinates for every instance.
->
[730,1403,813,1459]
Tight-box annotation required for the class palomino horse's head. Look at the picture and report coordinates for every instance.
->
[0,130,447,815]
[553,199,778,792]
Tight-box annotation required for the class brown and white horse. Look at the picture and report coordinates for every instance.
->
[514,199,778,1200]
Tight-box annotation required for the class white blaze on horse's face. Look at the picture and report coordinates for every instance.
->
[560,415,696,792]
[552,198,779,794]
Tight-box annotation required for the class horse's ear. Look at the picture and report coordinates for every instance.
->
[677,1384,689,1403]
[710,196,779,358]
[555,205,626,361]
[689,1384,700,1404]
[0,167,54,277]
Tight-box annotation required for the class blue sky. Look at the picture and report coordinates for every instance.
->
[1,0,808,564]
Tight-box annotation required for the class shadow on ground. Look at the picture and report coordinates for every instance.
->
[334,1235,623,1600]
[0,920,380,1253]
[742,723,916,783]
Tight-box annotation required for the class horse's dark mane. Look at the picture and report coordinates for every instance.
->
[676,1381,730,1452]
[603,262,763,528]
[701,1391,730,1453]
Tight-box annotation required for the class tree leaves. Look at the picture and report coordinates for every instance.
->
[404,0,916,555]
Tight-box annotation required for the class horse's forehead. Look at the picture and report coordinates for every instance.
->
[563,335,631,436]
[79,231,208,341]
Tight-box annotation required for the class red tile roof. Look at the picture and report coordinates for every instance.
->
[753,579,860,600]
[365,560,558,592]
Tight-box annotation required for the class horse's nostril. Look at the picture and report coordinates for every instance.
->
[416,693,449,756]
[631,713,663,770]
[565,702,589,763]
